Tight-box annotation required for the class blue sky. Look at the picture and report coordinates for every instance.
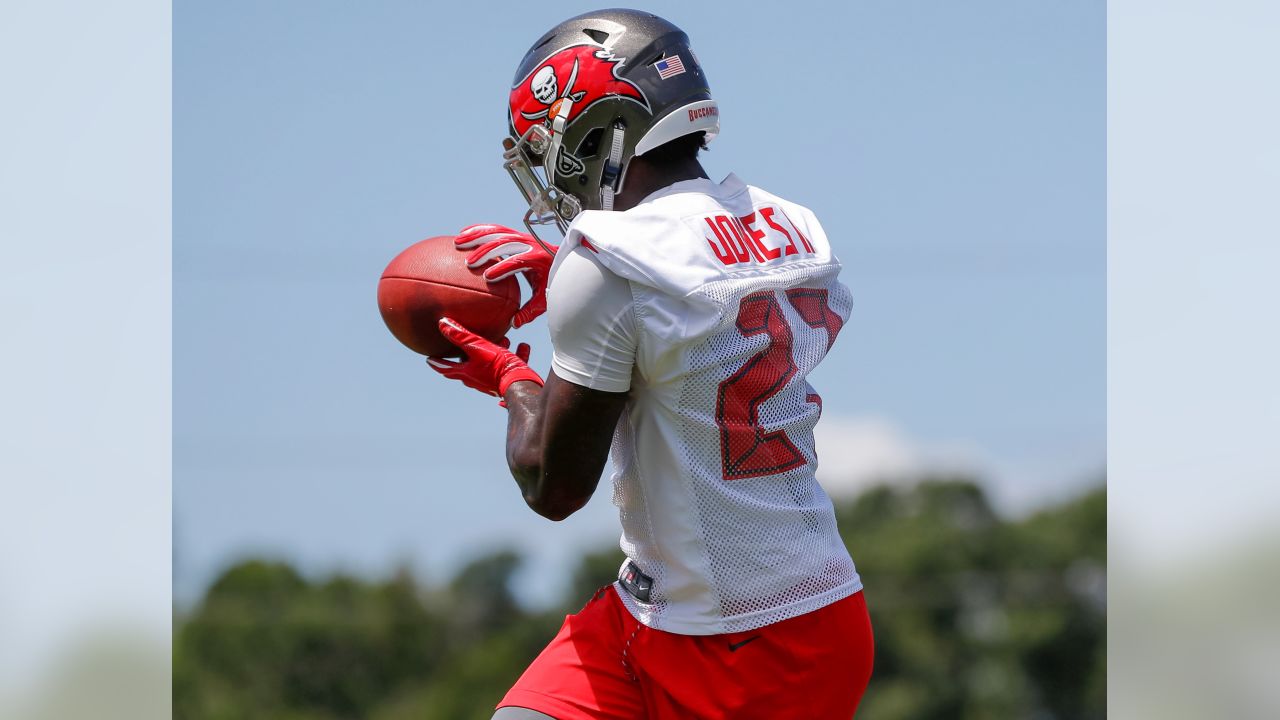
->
[173,0,1104,605]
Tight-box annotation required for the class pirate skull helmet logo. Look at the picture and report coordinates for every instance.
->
[530,66,558,106]
[510,46,641,135]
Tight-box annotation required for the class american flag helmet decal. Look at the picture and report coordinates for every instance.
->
[654,55,686,80]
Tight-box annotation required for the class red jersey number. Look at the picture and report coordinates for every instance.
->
[715,289,843,481]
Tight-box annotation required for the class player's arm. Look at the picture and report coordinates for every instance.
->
[428,333,618,520]
[501,374,626,520]
[428,240,636,520]
[502,243,636,519]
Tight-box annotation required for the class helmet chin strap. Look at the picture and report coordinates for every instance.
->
[599,121,627,212]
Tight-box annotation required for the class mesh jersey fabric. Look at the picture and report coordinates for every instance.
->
[550,173,861,635]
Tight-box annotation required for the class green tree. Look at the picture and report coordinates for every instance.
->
[838,479,1106,720]
[175,561,445,719]
[174,481,1106,719]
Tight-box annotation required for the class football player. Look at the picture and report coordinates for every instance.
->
[427,9,874,719]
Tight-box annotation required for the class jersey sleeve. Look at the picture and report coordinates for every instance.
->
[545,245,638,393]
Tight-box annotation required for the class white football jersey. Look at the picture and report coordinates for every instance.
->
[549,173,860,635]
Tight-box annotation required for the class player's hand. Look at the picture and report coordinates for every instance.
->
[426,317,543,400]
[455,223,558,328]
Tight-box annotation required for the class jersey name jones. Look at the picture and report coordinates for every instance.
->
[700,205,816,268]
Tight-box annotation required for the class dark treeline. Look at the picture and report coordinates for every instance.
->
[174,479,1105,719]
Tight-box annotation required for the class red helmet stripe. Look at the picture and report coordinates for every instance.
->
[509,44,648,138]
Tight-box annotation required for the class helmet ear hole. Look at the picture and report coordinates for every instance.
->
[576,127,605,158]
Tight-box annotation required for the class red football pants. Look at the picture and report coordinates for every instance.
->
[499,586,874,719]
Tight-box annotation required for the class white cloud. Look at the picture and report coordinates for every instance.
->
[812,414,982,499]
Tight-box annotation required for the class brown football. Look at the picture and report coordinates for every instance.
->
[377,236,520,357]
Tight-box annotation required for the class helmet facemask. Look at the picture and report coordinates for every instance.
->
[502,100,635,249]
[502,122,582,245]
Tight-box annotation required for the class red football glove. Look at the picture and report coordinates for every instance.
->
[426,318,543,399]
[455,223,558,328]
